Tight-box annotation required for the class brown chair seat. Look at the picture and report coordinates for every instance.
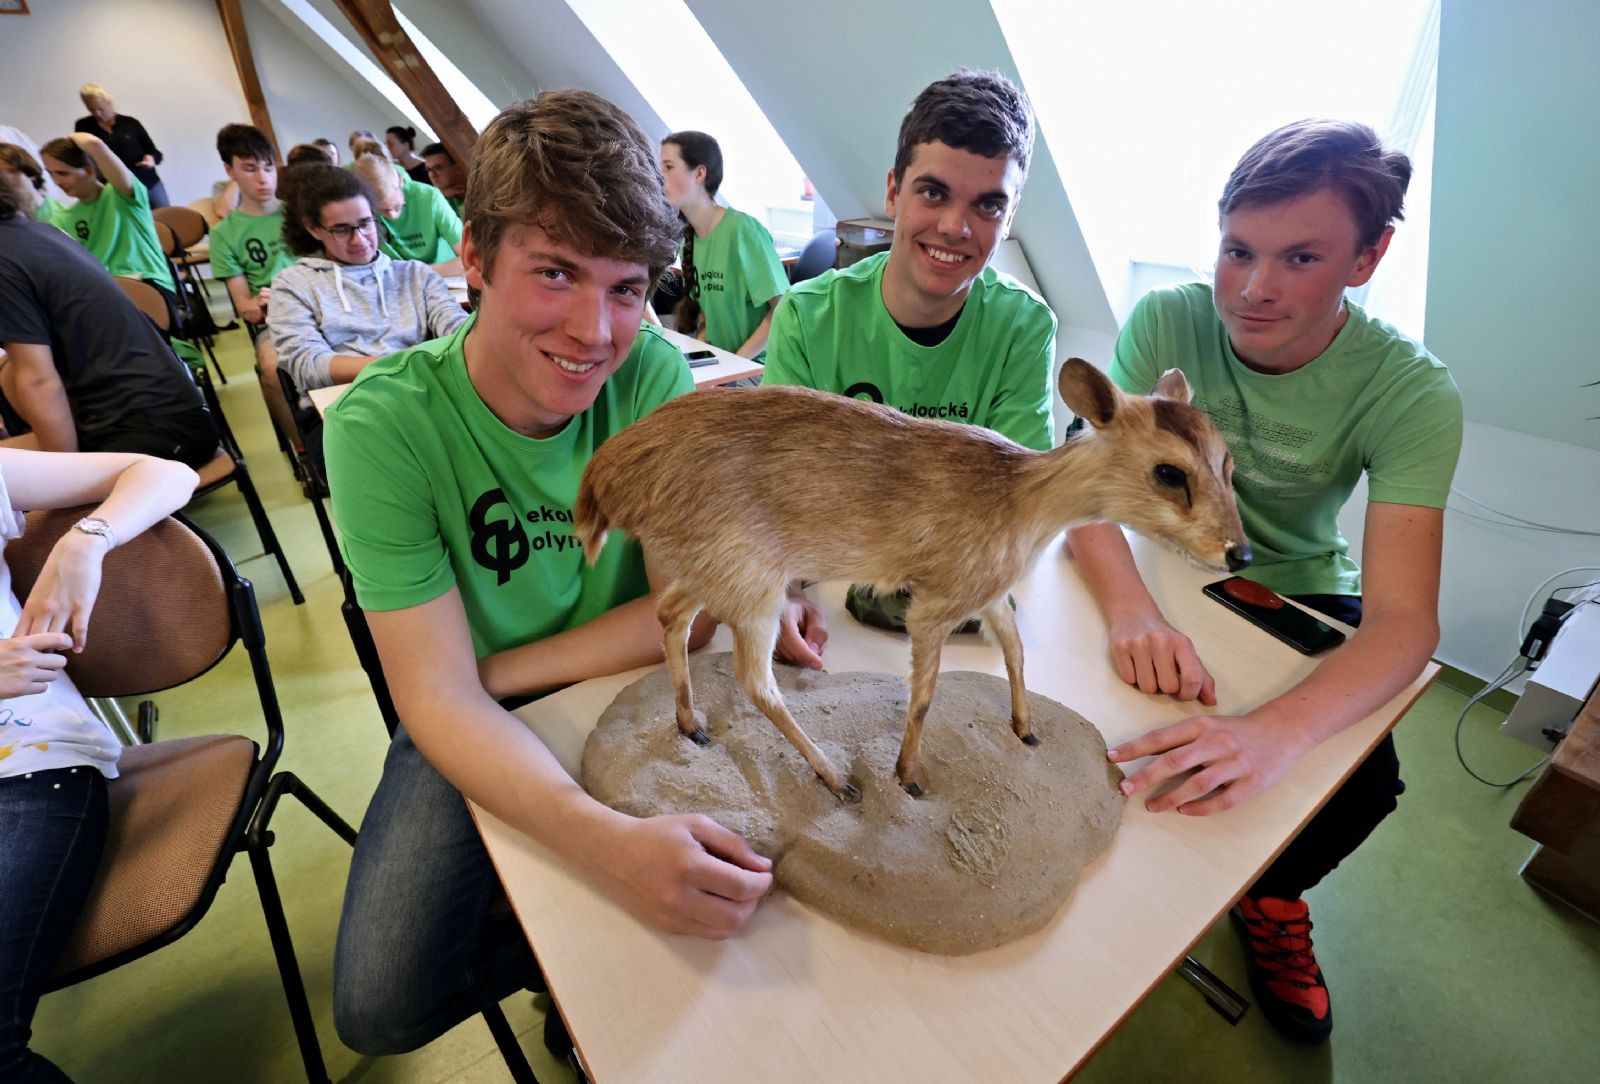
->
[50,734,256,978]
[195,447,236,488]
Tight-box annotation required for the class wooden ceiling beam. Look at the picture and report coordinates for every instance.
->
[214,0,282,159]
[330,0,479,166]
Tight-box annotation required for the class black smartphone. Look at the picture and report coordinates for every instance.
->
[684,349,717,367]
[1202,577,1346,655]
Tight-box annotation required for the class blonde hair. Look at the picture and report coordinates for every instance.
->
[467,90,679,287]
[352,153,401,201]
[79,83,112,104]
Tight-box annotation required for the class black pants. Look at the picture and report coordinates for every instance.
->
[1249,594,1405,900]
[82,407,220,470]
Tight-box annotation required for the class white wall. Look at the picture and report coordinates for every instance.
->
[0,0,423,204]
[1401,0,1600,680]
[0,0,248,206]
[248,0,419,154]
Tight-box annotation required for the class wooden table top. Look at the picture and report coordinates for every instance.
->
[476,532,1435,1083]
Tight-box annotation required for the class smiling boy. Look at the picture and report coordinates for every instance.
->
[1066,120,1463,1044]
[762,69,1057,633]
[324,90,817,1057]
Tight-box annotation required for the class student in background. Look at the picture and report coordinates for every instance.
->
[386,125,431,184]
[660,131,788,360]
[286,143,332,169]
[421,141,466,216]
[347,129,378,161]
[210,124,297,449]
[268,163,466,462]
[1066,120,1462,1045]
[0,174,218,468]
[761,68,1056,633]
[313,138,340,166]
[0,143,67,225]
[38,133,176,305]
[0,444,198,1084]
[73,84,167,208]
[352,153,464,277]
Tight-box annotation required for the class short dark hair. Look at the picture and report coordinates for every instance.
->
[467,90,680,288]
[0,143,46,194]
[1219,119,1412,251]
[421,141,452,162]
[281,163,375,256]
[893,69,1034,184]
[286,143,330,168]
[0,143,44,218]
[217,123,275,166]
[387,125,417,150]
[40,137,91,172]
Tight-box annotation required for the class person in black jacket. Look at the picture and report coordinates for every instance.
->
[73,83,167,208]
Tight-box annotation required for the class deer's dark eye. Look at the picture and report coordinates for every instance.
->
[1154,463,1188,489]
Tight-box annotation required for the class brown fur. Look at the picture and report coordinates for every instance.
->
[576,359,1248,798]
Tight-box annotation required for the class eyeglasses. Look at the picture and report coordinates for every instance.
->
[322,217,376,240]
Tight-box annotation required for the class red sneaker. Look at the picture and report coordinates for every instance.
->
[1232,894,1333,1044]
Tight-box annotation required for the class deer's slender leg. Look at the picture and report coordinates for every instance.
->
[980,596,1036,745]
[658,584,707,744]
[896,609,962,796]
[731,613,858,801]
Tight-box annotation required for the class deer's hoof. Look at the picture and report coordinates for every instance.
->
[687,729,710,746]
[1020,732,1041,747]
[903,781,925,799]
[836,777,863,803]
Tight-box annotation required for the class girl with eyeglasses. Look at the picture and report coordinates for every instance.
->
[660,132,789,360]
[267,164,468,460]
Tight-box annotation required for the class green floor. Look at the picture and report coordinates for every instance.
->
[31,328,1600,1083]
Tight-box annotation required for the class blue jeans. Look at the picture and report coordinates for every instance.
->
[0,768,109,1084]
[332,727,540,1055]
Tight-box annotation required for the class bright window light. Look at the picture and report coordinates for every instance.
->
[992,0,1438,336]
[564,0,815,246]
[392,7,501,132]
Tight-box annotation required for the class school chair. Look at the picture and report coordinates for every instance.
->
[153,214,228,384]
[275,366,342,576]
[114,277,305,605]
[10,507,356,1084]
[790,228,839,284]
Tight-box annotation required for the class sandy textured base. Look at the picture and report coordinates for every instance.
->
[581,654,1125,955]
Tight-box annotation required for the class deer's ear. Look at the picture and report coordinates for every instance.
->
[1151,368,1192,404]
[1058,358,1121,428]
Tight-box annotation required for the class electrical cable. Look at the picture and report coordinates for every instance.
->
[1519,566,1600,639]
[1447,488,1600,537]
[1453,656,1549,787]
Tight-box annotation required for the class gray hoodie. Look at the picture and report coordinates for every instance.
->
[268,252,468,397]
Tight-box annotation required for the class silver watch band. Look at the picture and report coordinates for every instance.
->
[72,516,118,549]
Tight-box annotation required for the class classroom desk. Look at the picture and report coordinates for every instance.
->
[308,328,762,418]
[475,532,1436,1083]
[655,326,765,386]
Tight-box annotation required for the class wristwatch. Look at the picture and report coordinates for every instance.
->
[72,517,117,549]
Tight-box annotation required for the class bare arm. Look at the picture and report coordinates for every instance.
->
[69,132,134,198]
[0,342,79,452]
[735,297,781,360]
[212,180,239,222]
[223,274,265,325]
[5,448,198,650]
[477,553,715,700]
[1065,521,1216,703]
[368,588,771,937]
[1111,502,1443,815]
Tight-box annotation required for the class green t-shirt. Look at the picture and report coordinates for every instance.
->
[1110,283,1463,597]
[687,208,789,356]
[378,179,462,264]
[50,179,174,293]
[325,318,695,657]
[209,205,292,295]
[761,251,1056,450]
[34,198,67,226]
[446,193,465,218]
